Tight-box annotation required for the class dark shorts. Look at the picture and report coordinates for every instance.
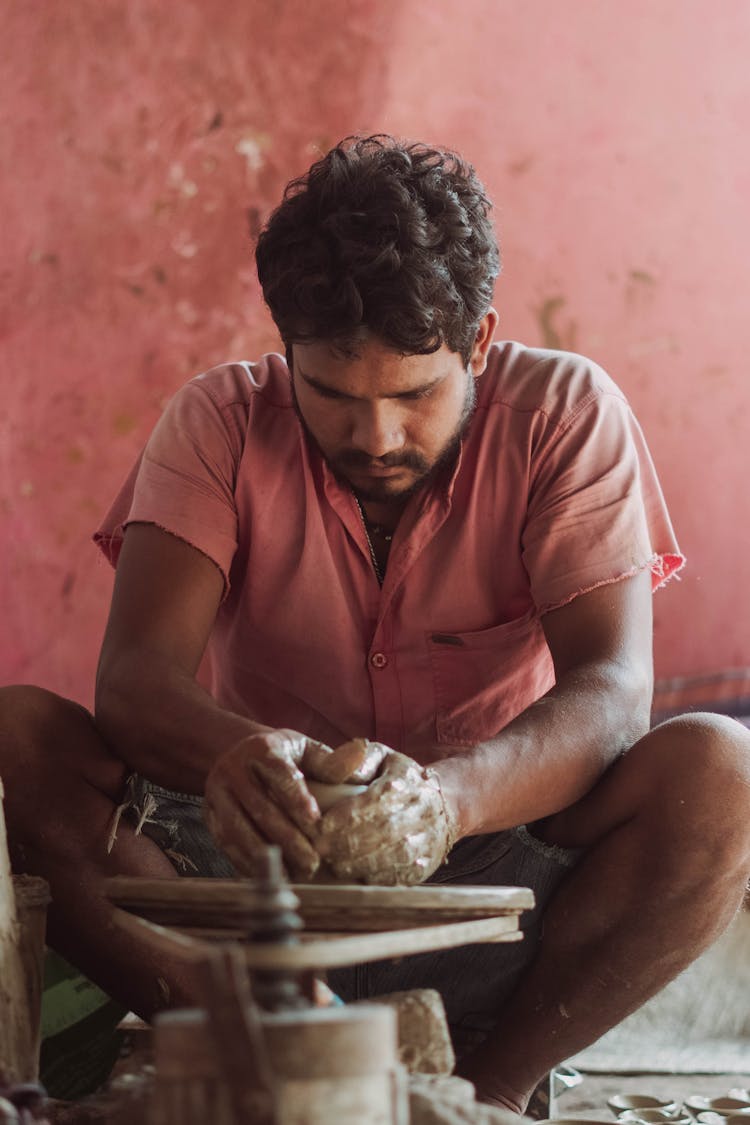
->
[121,775,580,1056]
[328,826,580,1056]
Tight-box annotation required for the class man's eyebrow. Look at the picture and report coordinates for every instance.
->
[296,368,446,400]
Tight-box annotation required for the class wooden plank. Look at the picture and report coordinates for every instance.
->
[151,916,520,945]
[111,909,522,971]
[244,916,522,968]
[0,781,41,1083]
[105,876,534,932]
[294,883,534,925]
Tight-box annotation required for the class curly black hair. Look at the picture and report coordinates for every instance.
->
[255,135,500,366]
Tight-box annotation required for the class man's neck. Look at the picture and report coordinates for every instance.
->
[356,494,410,537]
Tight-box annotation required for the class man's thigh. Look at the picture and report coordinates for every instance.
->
[327,828,580,1057]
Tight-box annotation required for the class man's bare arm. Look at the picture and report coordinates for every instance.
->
[95,522,264,792]
[433,567,655,838]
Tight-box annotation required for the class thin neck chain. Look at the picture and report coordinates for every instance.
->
[354,496,385,586]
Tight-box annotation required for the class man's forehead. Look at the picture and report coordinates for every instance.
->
[290,339,462,396]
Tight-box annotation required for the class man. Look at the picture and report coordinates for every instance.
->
[2,136,749,1113]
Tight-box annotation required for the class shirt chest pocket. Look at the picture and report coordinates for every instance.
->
[428,612,553,746]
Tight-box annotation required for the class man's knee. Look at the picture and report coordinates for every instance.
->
[0,684,126,806]
[632,712,750,872]
[1,683,89,737]
[1,684,92,765]
[643,711,750,793]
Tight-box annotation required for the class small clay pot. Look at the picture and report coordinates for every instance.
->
[687,1101,750,1119]
[608,1096,681,1118]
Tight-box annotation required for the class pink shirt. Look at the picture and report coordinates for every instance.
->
[95,342,684,763]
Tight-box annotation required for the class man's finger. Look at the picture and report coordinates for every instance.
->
[206,773,320,879]
[253,754,321,834]
[245,788,321,879]
[302,737,372,783]
[343,739,391,783]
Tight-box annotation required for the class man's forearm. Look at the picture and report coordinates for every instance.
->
[433,661,652,839]
[95,653,271,793]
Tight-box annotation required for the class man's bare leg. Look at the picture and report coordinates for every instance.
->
[0,685,200,1019]
[457,713,750,1112]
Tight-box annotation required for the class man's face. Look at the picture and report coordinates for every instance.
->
[291,336,479,503]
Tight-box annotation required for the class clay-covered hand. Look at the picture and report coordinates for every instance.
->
[315,744,460,885]
[203,729,372,880]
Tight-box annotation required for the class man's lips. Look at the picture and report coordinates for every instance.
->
[351,463,408,477]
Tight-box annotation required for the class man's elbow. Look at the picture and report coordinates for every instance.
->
[94,653,140,754]
[611,658,653,747]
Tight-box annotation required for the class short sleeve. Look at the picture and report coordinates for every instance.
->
[94,379,243,588]
[522,390,684,614]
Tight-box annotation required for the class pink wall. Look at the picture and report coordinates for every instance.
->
[3,1,749,706]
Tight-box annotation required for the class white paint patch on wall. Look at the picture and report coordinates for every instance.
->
[235,135,267,173]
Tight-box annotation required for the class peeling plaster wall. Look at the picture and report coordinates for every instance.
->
[1,0,398,699]
[2,1,749,705]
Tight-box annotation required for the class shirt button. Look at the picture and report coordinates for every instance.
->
[370,652,388,669]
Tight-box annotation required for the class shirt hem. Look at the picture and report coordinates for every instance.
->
[93,520,233,600]
[537,552,686,615]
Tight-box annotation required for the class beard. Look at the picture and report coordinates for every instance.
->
[292,370,477,503]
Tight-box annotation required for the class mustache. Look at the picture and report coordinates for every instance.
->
[332,449,430,472]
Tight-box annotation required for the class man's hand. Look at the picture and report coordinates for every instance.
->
[203,730,371,879]
[315,744,459,885]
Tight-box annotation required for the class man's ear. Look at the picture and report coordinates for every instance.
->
[469,308,499,377]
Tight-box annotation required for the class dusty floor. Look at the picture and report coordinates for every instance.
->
[47,1062,750,1123]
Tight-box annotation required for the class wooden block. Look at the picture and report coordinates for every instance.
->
[364,989,456,1075]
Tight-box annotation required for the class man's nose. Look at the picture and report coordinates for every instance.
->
[350,402,405,457]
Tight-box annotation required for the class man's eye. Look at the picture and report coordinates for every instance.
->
[405,387,434,401]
